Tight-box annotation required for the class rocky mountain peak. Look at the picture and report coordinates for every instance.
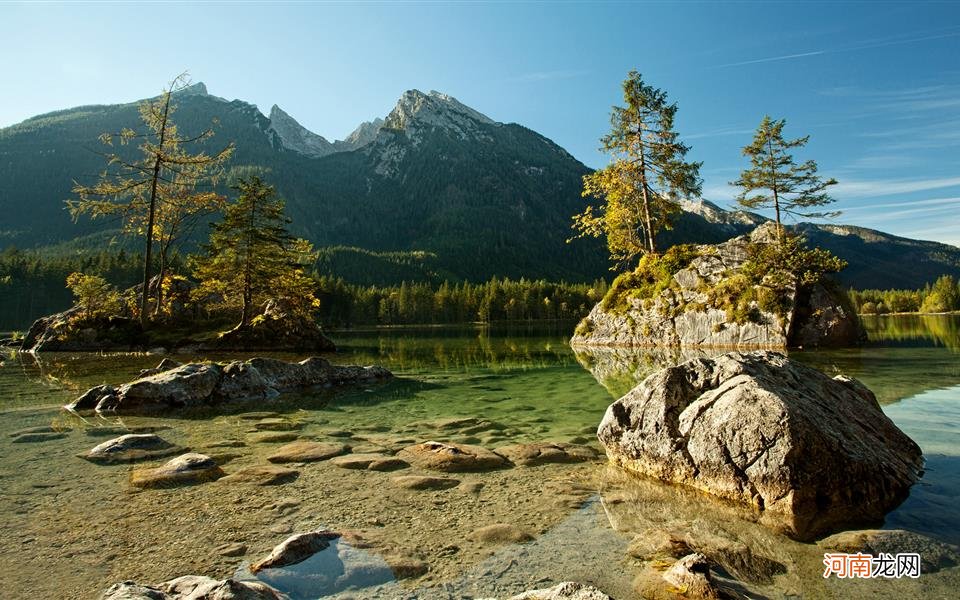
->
[383,89,497,140]
[267,105,334,158]
[176,82,209,97]
[338,117,384,150]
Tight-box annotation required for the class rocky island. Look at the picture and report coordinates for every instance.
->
[571,224,863,349]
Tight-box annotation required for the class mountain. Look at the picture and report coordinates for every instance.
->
[1,83,958,288]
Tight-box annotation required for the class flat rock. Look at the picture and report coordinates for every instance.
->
[247,432,299,444]
[12,431,68,443]
[508,582,614,600]
[367,457,409,472]
[397,441,511,472]
[219,465,299,486]
[329,453,387,469]
[9,425,62,437]
[391,475,460,490]
[384,554,429,579]
[267,441,349,463]
[598,351,924,540]
[217,542,248,557]
[129,453,225,488]
[819,529,960,573]
[253,418,301,431]
[161,575,284,599]
[250,530,341,573]
[467,523,534,544]
[494,442,598,466]
[81,434,183,464]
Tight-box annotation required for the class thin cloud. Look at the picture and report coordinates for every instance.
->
[834,176,960,199]
[685,126,756,140]
[714,27,960,69]
[838,196,960,212]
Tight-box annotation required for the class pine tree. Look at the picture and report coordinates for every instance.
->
[68,73,233,324]
[192,176,317,330]
[572,71,702,268]
[732,116,838,243]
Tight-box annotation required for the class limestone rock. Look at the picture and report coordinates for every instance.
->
[266,441,349,463]
[211,299,336,352]
[663,553,720,600]
[329,453,387,469]
[571,224,863,349]
[397,441,511,472]
[250,530,341,573]
[494,442,598,466]
[507,582,614,600]
[160,575,285,599]
[598,351,923,540]
[391,475,460,490]
[467,523,534,544]
[11,431,68,443]
[82,434,184,464]
[219,465,299,486]
[100,581,171,600]
[247,432,299,444]
[66,356,393,414]
[129,453,225,488]
[367,457,409,471]
[818,529,959,573]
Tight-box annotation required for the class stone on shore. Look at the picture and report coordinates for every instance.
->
[81,434,184,464]
[597,351,924,540]
[129,453,225,488]
[467,523,535,545]
[99,576,284,600]
[391,475,460,490]
[662,553,720,600]
[397,441,511,472]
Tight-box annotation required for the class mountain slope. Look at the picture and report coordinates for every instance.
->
[1,84,958,288]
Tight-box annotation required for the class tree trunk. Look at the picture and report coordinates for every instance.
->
[140,91,172,325]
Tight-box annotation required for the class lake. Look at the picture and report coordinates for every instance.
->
[0,315,957,599]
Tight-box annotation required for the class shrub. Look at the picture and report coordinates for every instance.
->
[65,272,123,320]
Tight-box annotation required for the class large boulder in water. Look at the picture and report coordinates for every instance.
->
[20,305,144,353]
[68,357,393,413]
[597,351,923,540]
[571,224,863,349]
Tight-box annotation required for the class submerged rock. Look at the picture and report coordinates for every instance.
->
[571,224,863,349]
[818,529,959,573]
[219,465,300,486]
[598,351,924,540]
[662,553,720,600]
[129,453,225,488]
[508,582,614,600]
[266,441,349,463]
[397,441,511,472]
[391,475,460,490]
[494,442,598,466]
[81,434,184,464]
[467,523,535,544]
[251,530,341,573]
[66,357,393,413]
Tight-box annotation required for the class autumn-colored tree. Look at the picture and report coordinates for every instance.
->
[733,116,838,243]
[192,176,318,330]
[65,272,123,319]
[67,73,233,324]
[572,71,701,268]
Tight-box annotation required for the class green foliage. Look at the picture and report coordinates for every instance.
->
[65,272,123,319]
[741,234,847,287]
[600,244,700,313]
[733,116,838,239]
[192,176,318,327]
[572,71,701,265]
[849,275,960,315]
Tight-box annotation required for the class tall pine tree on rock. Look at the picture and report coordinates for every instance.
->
[733,116,838,243]
[571,71,702,269]
[193,175,318,331]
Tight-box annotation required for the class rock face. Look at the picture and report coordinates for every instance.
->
[571,224,863,349]
[597,351,924,540]
[212,299,336,352]
[67,357,392,413]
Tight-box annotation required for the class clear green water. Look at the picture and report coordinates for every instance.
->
[0,316,957,599]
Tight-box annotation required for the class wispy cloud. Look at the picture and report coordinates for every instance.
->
[833,176,960,199]
[714,27,960,69]
[685,126,756,140]
[714,51,826,69]
[502,70,588,84]
[838,196,960,212]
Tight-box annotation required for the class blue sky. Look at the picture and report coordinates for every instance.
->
[2,1,959,245]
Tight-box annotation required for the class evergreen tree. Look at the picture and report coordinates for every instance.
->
[733,116,838,242]
[192,176,317,329]
[572,71,702,268]
[68,73,233,324]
